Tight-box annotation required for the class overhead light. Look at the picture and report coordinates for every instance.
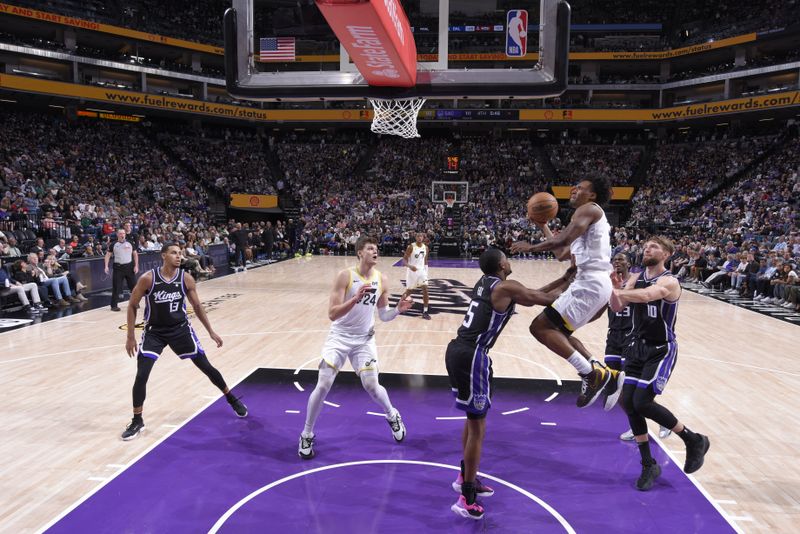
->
[132,114,146,118]
[86,108,114,113]
[537,128,549,132]
[48,104,64,109]
[759,118,774,122]
[716,123,728,126]
[0,98,17,103]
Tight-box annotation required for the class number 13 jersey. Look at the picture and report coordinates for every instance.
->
[144,268,188,328]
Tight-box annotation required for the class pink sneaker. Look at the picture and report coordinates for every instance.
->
[451,495,484,520]
[451,474,495,497]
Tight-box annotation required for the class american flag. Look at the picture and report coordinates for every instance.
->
[259,37,295,61]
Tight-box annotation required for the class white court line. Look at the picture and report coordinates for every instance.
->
[87,477,108,482]
[208,460,576,534]
[544,392,559,402]
[650,432,745,533]
[1,344,120,365]
[540,422,557,426]
[366,411,385,417]
[715,499,738,505]
[323,401,340,408]
[501,407,530,416]
[35,366,259,534]
[293,381,304,392]
[285,410,300,414]
[436,416,467,420]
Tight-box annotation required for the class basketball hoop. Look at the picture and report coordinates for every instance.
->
[369,97,426,138]
[443,192,456,209]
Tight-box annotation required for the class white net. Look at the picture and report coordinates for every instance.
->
[368,97,427,138]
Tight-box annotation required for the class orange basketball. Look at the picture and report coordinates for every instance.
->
[527,192,559,224]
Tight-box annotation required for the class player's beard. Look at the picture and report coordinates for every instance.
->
[643,256,660,267]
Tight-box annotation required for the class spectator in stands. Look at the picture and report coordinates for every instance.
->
[0,257,45,313]
[28,253,77,306]
[5,236,22,257]
[10,259,51,307]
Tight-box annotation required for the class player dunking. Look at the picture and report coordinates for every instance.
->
[401,232,431,320]
[607,253,672,442]
[298,235,413,459]
[610,236,710,490]
[121,243,246,440]
[511,178,623,409]
[447,248,575,520]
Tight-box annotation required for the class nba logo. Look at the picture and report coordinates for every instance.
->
[506,10,528,57]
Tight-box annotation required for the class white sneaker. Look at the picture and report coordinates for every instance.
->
[784,302,795,309]
[659,426,672,439]
[620,429,635,441]
[298,433,315,459]
[387,410,406,442]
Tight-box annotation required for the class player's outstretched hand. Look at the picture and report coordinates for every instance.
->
[125,336,137,358]
[397,296,413,313]
[210,331,223,348]
[510,241,533,254]
[610,271,624,289]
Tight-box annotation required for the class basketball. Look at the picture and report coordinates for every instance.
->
[527,192,559,224]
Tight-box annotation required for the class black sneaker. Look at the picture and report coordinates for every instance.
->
[576,362,612,408]
[228,396,248,418]
[111,306,121,312]
[298,434,315,459]
[636,460,661,491]
[121,418,145,441]
[684,434,710,474]
[422,312,431,320]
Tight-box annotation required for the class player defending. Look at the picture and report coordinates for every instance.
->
[610,236,710,490]
[298,235,413,459]
[448,248,575,520]
[511,178,623,409]
[121,243,246,441]
[401,232,431,320]
[608,254,673,441]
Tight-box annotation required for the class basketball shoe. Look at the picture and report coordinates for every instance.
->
[452,476,494,497]
[121,417,145,441]
[577,361,614,408]
[684,434,710,474]
[298,433,315,459]
[228,396,248,418]
[636,460,661,491]
[451,495,484,520]
[387,410,406,442]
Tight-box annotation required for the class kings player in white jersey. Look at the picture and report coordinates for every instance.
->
[298,235,413,459]
[512,178,624,410]
[401,232,431,320]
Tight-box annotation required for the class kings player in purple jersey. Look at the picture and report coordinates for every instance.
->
[447,248,575,520]
[119,243,247,441]
[610,236,710,491]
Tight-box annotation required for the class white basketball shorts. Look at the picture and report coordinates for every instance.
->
[321,331,379,374]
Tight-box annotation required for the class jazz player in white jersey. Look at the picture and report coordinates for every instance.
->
[298,235,413,459]
[401,232,431,319]
[512,178,624,409]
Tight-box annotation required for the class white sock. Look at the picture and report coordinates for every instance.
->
[567,351,592,376]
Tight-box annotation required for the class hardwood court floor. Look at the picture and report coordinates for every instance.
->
[1,256,797,533]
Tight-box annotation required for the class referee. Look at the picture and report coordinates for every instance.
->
[105,229,139,311]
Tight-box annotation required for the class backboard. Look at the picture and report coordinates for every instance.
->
[225,0,570,101]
